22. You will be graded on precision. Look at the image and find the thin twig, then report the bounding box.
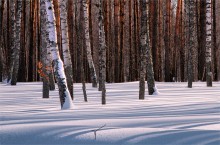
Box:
[93,124,106,140]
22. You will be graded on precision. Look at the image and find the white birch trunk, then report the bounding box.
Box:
[0,0,4,82]
[187,0,196,88]
[10,0,22,85]
[82,0,98,88]
[145,1,156,95]
[58,0,74,99]
[40,0,50,98]
[45,0,73,109]
[206,0,212,87]
[139,0,147,99]
[7,0,16,83]
[98,0,106,104]
[139,0,155,99]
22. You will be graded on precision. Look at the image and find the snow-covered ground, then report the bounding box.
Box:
[0,82,220,145]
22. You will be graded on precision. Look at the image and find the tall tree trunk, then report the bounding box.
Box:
[58,0,74,99]
[11,0,23,85]
[40,0,52,98]
[212,0,218,81]
[164,0,172,82]
[150,0,158,81]
[82,0,97,88]
[158,0,165,82]
[198,1,206,81]
[206,0,212,87]
[45,0,73,109]
[123,0,130,82]
[0,0,5,82]
[98,0,106,104]
[7,0,16,83]
[79,1,88,102]
[145,2,156,95]
[186,0,196,88]
[139,0,156,99]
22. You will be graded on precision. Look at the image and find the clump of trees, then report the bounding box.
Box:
[0,0,219,109]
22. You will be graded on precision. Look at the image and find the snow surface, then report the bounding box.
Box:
[0,82,220,145]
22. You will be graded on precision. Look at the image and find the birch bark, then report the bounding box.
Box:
[82,0,98,87]
[139,0,147,99]
[45,0,73,109]
[10,0,22,85]
[186,0,196,88]
[7,0,16,83]
[0,0,5,82]
[98,0,106,104]
[40,0,50,98]
[206,0,212,87]
[139,0,156,99]
[58,0,74,99]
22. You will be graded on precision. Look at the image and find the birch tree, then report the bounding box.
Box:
[7,0,22,85]
[82,0,98,88]
[0,0,5,82]
[98,0,106,104]
[7,0,16,83]
[58,0,74,99]
[139,0,156,99]
[139,0,147,99]
[186,0,196,88]
[40,0,51,98]
[206,0,212,87]
[11,0,22,85]
[45,0,73,109]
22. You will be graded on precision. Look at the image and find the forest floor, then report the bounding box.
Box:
[0,81,220,145]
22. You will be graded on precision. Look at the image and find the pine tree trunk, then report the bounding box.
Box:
[58,0,74,99]
[123,0,130,82]
[114,0,119,82]
[82,0,97,88]
[150,0,158,81]
[79,2,87,102]
[164,0,171,82]
[206,0,212,87]
[198,1,206,81]
[45,0,73,109]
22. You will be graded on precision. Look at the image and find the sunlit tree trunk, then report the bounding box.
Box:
[45,0,73,109]
[58,0,74,99]
[82,0,97,87]
[206,0,212,87]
